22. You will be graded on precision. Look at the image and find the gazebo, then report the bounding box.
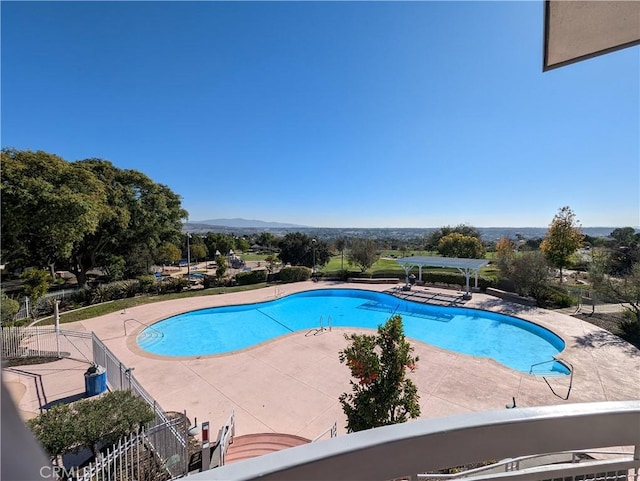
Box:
[394,256,489,298]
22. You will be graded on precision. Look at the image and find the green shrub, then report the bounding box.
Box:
[278,266,311,283]
[37,297,57,317]
[537,285,574,309]
[90,284,116,304]
[236,269,268,286]
[620,309,640,338]
[202,274,217,289]
[118,280,139,298]
[137,275,157,294]
[69,287,92,307]
[344,269,401,280]
[164,277,189,293]
[419,272,495,290]
[0,291,20,325]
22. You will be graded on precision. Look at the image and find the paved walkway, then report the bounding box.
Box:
[3,282,639,440]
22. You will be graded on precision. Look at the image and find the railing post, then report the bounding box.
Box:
[54,301,61,358]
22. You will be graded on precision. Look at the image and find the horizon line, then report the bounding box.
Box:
[185,222,638,230]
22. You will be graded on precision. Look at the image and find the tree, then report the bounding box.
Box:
[278,233,330,268]
[590,251,640,323]
[495,236,515,278]
[235,237,250,253]
[157,242,181,265]
[334,237,348,271]
[437,233,486,258]
[204,233,235,258]
[190,244,207,263]
[1,149,106,276]
[0,290,20,325]
[339,315,420,433]
[265,255,277,274]
[540,206,584,283]
[610,227,639,246]
[257,232,276,248]
[27,403,77,466]
[69,159,187,287]
[21,269,52,318]
[425,224,481,251]
[606,227,640,276]
[215,256,227,282]
[347,238,379,272]
[510,251,549,299]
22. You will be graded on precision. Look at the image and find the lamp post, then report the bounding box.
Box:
[187,233,192,282]
[312,238,317,275]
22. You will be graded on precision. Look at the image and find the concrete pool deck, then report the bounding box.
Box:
[3,281,639,440]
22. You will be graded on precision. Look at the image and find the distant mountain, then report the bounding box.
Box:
[190,218,311,228]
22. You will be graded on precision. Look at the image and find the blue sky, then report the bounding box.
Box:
[2,1,638,228]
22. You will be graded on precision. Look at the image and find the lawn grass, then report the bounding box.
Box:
[37,250,497,326]
[37,284,269,326]
[320,253,497,279]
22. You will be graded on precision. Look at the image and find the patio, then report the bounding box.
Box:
[3,281,639,441]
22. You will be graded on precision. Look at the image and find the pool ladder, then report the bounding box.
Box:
[123,317,164,340]
[305,315,333,337]
[529,358,574,400]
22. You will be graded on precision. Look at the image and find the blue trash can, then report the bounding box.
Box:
[84,364,107,396]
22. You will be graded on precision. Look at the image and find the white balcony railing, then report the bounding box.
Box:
[193,400,640,481]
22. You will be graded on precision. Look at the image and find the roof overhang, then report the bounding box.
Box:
[543,0,640,71]
[394,256,489,271]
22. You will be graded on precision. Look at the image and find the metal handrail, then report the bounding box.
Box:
[418,449,637,479]
[312,421,337,442]
[306,315,332,337]
[529,358,574,400]
[529,358,569,375]
[123,317,163,337]
[219,410,236,466]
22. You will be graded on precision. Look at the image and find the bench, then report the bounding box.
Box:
[486,288,536,306]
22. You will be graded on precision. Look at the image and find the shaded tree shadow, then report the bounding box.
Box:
[42,391,87,409]
[572,330,640,358]
[472,298,538,316]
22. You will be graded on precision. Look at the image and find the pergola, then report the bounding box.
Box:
[394,256,489,296]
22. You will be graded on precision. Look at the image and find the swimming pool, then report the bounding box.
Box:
[137,288,569,375]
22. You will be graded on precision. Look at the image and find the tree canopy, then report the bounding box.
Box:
[494,236,515,278]
[509,251,549,299]
[278,233,331,268]
[605,227,640,276]
[339,315,420,433]
[425,224,481,251]
[437,232,486,258]
[347,238,379,272]
[590,251,640,322]
[1,149,107,273]
[204,232,236,258]
[1,149,188,287]
[27,390,154,463]
[540,206,584,283]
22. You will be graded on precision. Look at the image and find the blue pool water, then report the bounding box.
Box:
[137,289,569,375]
